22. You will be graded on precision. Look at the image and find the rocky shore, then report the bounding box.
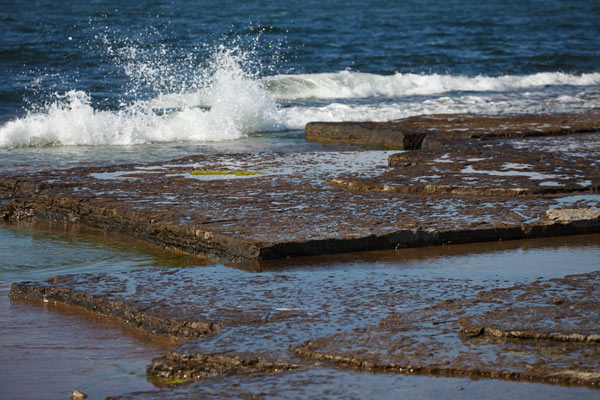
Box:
[2,111,600,397]
[9,257,600,391]
[306,110,600,149]
[1,112,599,263]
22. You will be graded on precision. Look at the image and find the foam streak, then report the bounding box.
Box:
[264,71,600,100]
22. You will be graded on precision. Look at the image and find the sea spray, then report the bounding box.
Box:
[200,45,278,136]
[2,37,600,148]
[0,43,278,148]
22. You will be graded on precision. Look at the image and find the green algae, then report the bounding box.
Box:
[189,170,265,176]
[147,375,192,386]
[163,378,191,385]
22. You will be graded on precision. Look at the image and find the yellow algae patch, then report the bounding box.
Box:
[163,378,192,385]
[190,170,265,176]
[147,376,192,386]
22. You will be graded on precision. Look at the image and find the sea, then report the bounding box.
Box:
[1,1,600,398]
[1,0,599,164]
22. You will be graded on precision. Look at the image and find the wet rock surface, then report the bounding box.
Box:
[148,351,301,383]
[7,238,600,392]
[306,111,600,149]
[297,271,600,388]
[1,122,599,262]
[460,272,600,343]
[9,279,220,338]
[108,368,599,400]
[331,132,600,197]
[10,263,475,348]
[3,112,600,397]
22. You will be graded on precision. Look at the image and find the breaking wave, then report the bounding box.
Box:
[264,70,600,100]
[1,61,599,148]
[0,45,278,148]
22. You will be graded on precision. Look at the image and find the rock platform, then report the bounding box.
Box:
[9,251,600,390]
[4,111,600,396]
[1,111,599,263]
[297,271,600,387]
[306,110,600,149]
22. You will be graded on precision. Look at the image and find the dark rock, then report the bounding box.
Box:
[148,351,300,383]
[306,111,600,149]
[1,116,599,262]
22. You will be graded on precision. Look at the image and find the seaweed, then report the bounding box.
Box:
[189,170,265,176]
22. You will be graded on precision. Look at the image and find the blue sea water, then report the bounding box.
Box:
[0,0,599,160]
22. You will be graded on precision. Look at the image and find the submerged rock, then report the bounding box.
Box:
[297,271,600,387]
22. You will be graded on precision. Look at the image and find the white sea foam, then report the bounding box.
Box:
[264,71,600,100]
[0,47,277,148]
[2,65,600,148]
[269,81,600,130]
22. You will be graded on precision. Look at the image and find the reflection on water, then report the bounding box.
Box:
[243,234,600,283]
[0,222,192,399]
[0,222,598,399]
[0,221,207,282]
[0,283,179,400]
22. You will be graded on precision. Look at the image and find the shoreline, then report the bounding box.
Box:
[2,110,600,398]
[7,239,600,395]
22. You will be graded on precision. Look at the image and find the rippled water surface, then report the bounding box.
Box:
[1,225,598,399]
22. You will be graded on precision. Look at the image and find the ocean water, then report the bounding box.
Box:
[0,0,599,162]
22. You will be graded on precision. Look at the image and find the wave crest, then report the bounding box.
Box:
[264,71,600,100]
[2,67,599,148]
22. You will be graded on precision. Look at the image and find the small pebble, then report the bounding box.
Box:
[70,390,88,399]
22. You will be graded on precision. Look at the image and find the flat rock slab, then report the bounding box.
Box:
[9,264,483,347]
[460,273,600,342]
[9,261,600,388]
[9,263,493,383]
[296,271,600,387]
[1,134,600,261]
[305,111,600,149]
[108,368,600,400]
[331,132,600,197]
